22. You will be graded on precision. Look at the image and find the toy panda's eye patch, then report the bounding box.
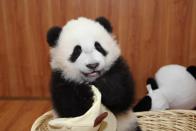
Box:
[69,45,82,62]
[94,41,107,56]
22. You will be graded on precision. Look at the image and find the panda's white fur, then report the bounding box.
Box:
[50,17,120,83]
[116,109,138,131]
[48,17,140,131]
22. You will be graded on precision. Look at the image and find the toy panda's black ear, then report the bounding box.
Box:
[133,96,152,112]
[147,77,159,90]
[187,65,196,79]
[47,26,62,47]
[95,17,112,33]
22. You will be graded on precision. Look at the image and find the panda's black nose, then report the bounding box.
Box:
[86,63,99,70]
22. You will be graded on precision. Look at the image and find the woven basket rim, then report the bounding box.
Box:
[31,109,196,131]
[135,109,196,115]
[135,109,196,131]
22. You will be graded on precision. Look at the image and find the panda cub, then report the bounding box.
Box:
[47,17,141,131]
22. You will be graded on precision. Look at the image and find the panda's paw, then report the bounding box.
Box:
[75,84,94,112]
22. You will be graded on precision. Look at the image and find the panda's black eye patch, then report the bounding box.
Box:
[69,45,82,62]
[94,41,107,56]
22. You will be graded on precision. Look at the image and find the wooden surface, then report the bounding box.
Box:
[0,0,196,99]
[0,99,51,131]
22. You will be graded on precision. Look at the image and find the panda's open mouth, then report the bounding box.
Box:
[82,71,101,77]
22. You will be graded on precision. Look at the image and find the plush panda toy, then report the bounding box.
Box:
[134,65,196,112]
[47,17,141,131]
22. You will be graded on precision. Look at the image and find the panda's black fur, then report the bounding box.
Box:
[47,17,141,131]
[50,70,94,117]
[51,56,135,117]
[92,57,135,114]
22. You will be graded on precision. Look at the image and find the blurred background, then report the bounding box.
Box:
[0,0,196,130]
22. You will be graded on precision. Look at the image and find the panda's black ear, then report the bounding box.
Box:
[47,26,62,47]
[187,65,196,79]
[95,17,112,33]
[146,77,159,90]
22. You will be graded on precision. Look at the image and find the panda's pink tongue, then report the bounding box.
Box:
[87,72,98,77]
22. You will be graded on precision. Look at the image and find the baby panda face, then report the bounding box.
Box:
[47,17,121,83]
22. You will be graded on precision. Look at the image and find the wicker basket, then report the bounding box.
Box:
[31,110,196,131]
[135,110,196,131]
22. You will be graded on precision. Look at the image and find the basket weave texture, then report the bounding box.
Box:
[31,110,196,131]
[31,111,53,131]
[135,110,196,131]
